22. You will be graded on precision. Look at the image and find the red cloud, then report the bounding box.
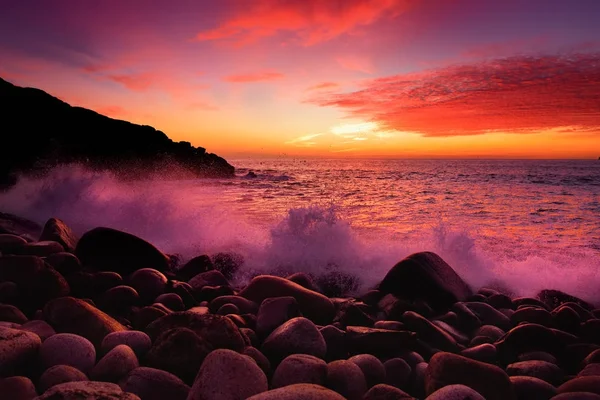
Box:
[223,71,284,83]
[107,73,155,91]
[311,53,600,136]
[307,82,340,91]
[196,0,412,46]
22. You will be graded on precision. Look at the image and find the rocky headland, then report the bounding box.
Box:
[0,77,234,188]
[1,213,600,399]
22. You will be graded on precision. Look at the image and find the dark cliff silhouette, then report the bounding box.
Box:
[0,77,235,187]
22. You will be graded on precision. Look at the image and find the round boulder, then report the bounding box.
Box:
[39,364,89,393]
[129,268,167,304]
[0,376,37,400]
[326,360,368,400]
[101,331,151,358]
[90,344,139,383]
[40,333,96,373]
[426,384,485,399]
[246,383,345,400]
[120,367,190,400]
[37,381,140,400]
[261,317,327,363]
[272,354,328,388]
[0,327,41,376]
[349,354,386,388]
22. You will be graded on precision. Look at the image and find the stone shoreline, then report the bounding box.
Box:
[1,215,600,399]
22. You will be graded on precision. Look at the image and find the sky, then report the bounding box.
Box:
[1,0,599,158]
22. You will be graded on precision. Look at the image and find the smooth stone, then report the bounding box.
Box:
[425,384,485,400]
[552,393,600,399]
[255,296,301,338]
[487,293,514,310]
[132,306,168,331]
[39,218,78,253]
[464,302,512,331]
[262,317,326,362]
[247,383,345,400]
[15,241,64,257]
[320,325,347,361]
[99,285,140,312]
[129,269,168,304]
[0,376,37,400]
[0,234,27,253]
[20,320,56,341]
[188,270,229,294]
[326,360,368,400]
[209,296,258,315]
[363,383,414,399]
[90,344,139,383]
[452,303,482,331]
[145,311,245,352]
[36,381,140,400]
[506,360,564,385]
[475,325,505,341]
[511,307,554,327]
[145,327,212,384]
[120,367,190,400]
[0,303,28,323]
[345,326,416,356]
[518,351,558,364]
[239,275,335,325]
[40,333,96,374]
[243,347,272,377]
[188,349,268,400]
[374,321,405,331]
[154,293,184,311]
[537,290,594,312]
[461,343,497,364]
[45,252,81,277]
[273,354,328,388]
[0,327,42,376]
[403,311,459,352]
[557,376,600,395]
[176,255,213,281]
[349,354,386,388]
[495,323,562,364]
[384,358,412,389]
[101,331,151,358]
[425,352,516,400]
[43,297,126,349]
[38,365,89,393]
[580,365,600,377]
[510,376,557,400]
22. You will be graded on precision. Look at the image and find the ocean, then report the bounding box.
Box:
[1,159,599,301]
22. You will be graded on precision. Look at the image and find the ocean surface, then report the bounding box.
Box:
[1,159,599,301]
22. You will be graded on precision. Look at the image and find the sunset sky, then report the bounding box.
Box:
[1,0,599,158]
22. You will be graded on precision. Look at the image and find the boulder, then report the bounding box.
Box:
[239,275,335,325]
[384,358,412,389]
[320,325,347,361]
[20,320,56,341]
[188,270,230,294]
[464,302,512,331]
[14,241,64,257]
[261,317,326,363]
[402,311,459,352]
[177,255,213,282]
[0,376,37,400]
[511,307,554,327]
[537,290,594,311]
[509,376,557,400]
[506,360,564,385]
[36,381,140,400]
[0,234,27,254]
[101,331,152,358]
[557,376,600,395]
[98,285,140,313]
[154,293,184,311]
[209,296,259,315]
[346,326,416,356]
[378,252,472,311]
[128,268,168,304]
[460,343,497,364]
[75,227,169,275]
[495,323,562,364]
[287,273,319,292]
[425,352,516,400]
[39,218,78,253]
[145,311,245,352]
[246,383,345,400]
[552,393,600,400]
[326,360,368,400]
[0,327,41,376]
[132,306,168,331]
[120,367,190,400]
[45,252,82,277]
[243,346,272,377]
[0,303,28,323]
[425,384,485,399]
[348,354,386,388]
[363,384,414,399]
[43,297,126,349]
[90,344,139,383]
[273,354,328,388]
[188,349,268,400]
[39,365,89,393]
[40,333,96,374]
[256,296,302,338]
[145,328,212,384]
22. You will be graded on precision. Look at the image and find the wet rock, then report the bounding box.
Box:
[537,290,594,311]
[90,344,139,383]
[495,323,562,364]
[169,281,197,308]
[326,360,368,400]
[39,218,78,253]
[552,305,582,334]
[43,297,126,349]
[93,271,124,294]
[452,303,482,332]
[154,293,184,311]
[562,302,595,322]
[518,351,558,364]
[177,255,213,281]
[188,270,230,295]
[412,362,428,399]
[146,327,212,384]
[256,296,301,338]
[374,321,405,331]
[0,376,37,400]
[210,295,259,315]
[272,354,328,388]
[188,349,268,400]
[513,297,550,310]
[99,285,140,313]
[464,302,512,331]
[217,303,240,316]
[20,320,56,341]
[45,252,81,276]
[15,241,64,257]
[348,354,386,388]
[37,381,140,400]
[0,327,41,376]
[403,311,459,352]
[40,333,96,374]
[384,358,412,389]
[425,352,516,400]
[262,317,326,363]
[240,276,335,325]
[425,384,485,399]
[584,350,600,366]
[132,305,168,331]
[38,365,89,393]
[486,293,514,310]
[319,325,347,361]
[378,252,472,311]
[101,331,151,358]
[128,268,167,304]
[286,272,319,292]
[243,347,271,377]
[247,383,345,400]
[346,326,416,356]
[337,303,375,328]
[475,325,505,341]
[506,360,564,385]
[557,376,600,395]
[432,320,468,344]
[75,227,169,275]
[363,383,414,399]
[145,311,245,352]
[198,284,234,301]
[0,303,27,323]
[120,367,190,400]
[461,343,497,364]
[0,233,27,253]
[511,307,554,327]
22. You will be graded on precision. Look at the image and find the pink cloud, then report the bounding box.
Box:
[196,0,413,46]
[306,82,340,91]
[223,71,284,83]
[311,53,600,136]
[107,73,156,91]
[336,55,374,74]
[94,105,127,118]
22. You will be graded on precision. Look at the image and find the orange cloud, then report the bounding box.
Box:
[306,82,340,91]
[223,71,284,83]
[94,105,127,118]
[312,53,600,136]
[336,55,374,74]
[196,0,412,46]
[107,73,156,91]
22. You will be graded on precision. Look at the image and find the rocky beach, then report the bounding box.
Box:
[1,214,600,399]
